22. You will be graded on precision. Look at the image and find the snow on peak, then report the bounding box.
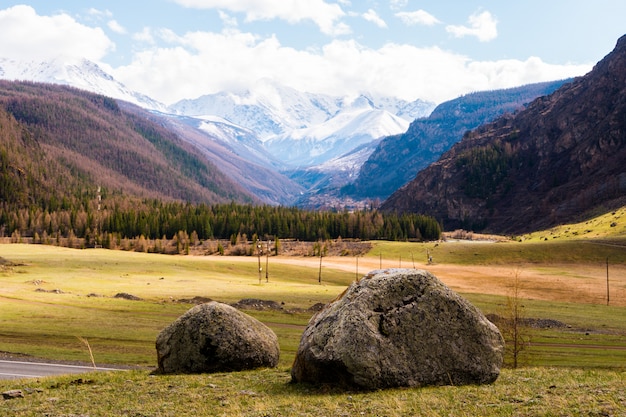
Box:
[0,56,167,111]
[264,108,410,167]
[170,81,434,168]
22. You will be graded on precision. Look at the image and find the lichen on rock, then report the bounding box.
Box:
[291,268,504,390]
[156,301,279,374]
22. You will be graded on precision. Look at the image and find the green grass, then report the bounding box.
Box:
[1,367,624,416]
[369,238,626,266]
[521,206,626,241]
[1,243,625,368]
[0,244,352,366]
[1,241,625,416]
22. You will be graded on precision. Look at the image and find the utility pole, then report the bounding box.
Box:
[257,239,262,284]
[95,186,102,248]
[318,251,323,284]
[606,257,610,306]
[265,239,271,283]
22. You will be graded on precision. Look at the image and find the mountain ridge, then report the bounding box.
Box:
[0,80,256,207]
[169,79,435,168]
[381,34,626,234]
[344,79,572,201]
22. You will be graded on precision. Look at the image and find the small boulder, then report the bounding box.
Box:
[2,389,24,399]
[156,301,279,374]
[291,268,504,390]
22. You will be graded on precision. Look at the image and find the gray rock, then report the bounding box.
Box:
[2,389,24,399]
[291,268,504,390]
[156,301,279,374]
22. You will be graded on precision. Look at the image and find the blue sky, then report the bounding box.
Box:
[0,1,624,105]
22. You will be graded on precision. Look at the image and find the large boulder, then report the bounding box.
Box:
[156,301,279,374]
[291,268,504,390]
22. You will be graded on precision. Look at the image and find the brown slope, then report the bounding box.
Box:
[0,81,256,206]
[382,35,626,234]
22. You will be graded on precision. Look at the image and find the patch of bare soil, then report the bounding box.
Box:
[177,296,213,304]
[231,298,284,311]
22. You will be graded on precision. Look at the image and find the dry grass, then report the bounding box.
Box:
[1,236,625,416]
[1,367,624,416]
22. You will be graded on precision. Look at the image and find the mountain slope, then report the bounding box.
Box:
[381,35,626,234]
[0,57,166,111]
[265,108,409,167]
[170,80,434,168]
[0,81,256,206]
[345,79,571,201]
[144,111,305,205]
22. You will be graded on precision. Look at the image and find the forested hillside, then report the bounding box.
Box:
[0,81,254,206]
[0,81,441,246]
[344,80,570,200]
[382,35,626,234]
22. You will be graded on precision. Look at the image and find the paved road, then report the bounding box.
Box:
[0,360,122,380]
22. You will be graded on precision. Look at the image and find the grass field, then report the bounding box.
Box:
[0,234,625,416]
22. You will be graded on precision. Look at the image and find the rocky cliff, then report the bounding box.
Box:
[382,35,626,234]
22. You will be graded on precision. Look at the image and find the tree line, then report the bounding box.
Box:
[1,197,441,248]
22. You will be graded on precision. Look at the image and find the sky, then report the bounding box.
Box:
[0,1,624,105]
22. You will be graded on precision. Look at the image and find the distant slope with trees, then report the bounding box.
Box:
[0,80,255,206]
[343,80,571,201]
[382,35,626,234]
[0,80,441,246]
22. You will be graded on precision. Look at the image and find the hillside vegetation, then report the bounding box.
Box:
[0,81,444,247]
[0,80,254,207]
[382,35,626,234]
[345,79,569,201]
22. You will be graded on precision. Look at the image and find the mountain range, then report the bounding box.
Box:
[0,57,434,204]
[342,79,571,202]
[168,80,434,172]
[381,34,626,234]
[2,34,625,235]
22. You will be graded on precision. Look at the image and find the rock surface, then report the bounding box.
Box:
[156,302,279,374]
[291,268,504,390]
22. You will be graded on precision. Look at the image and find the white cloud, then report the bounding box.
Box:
[363,9,387,29]
[389,0,408,10]
[395,9,441,26]
[0,5,591,107]
[0,5,114,61]
[107,20,127,34]
[446,10,498,42]
[133,27,155,44]
[87,8,113,19]
[112,28,590,105]
[218,11,238,28]
[171,0,346,35]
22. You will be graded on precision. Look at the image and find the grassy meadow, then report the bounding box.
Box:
[0,221,625,416]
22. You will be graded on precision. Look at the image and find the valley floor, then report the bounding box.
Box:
[222,255,626,307]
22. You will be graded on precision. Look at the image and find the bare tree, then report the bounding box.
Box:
[500,268,531,368]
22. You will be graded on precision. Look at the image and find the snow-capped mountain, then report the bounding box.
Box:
[265,107,409,166]
[170,79,434,168]
[187,114,286,171]
[171,79,342,138]
[0,57,167,111]
[0,55,436,205]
